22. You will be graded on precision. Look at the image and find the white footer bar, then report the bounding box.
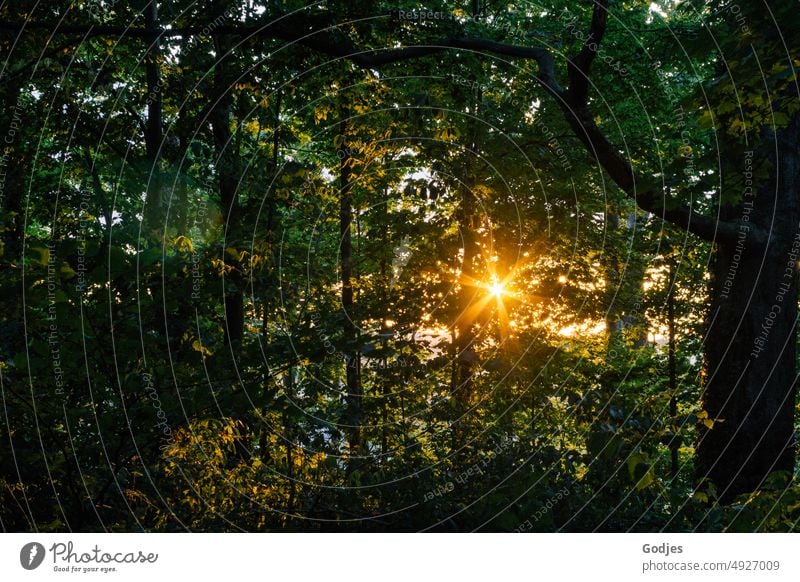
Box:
[2,533,797,581]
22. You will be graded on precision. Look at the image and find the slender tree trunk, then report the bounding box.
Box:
[284,368,297,519]
[453,180,479,407]
[667,258,679,481]
[339,115,362,455]
[450,6,487,416]
[83,149,113,250]
[265,91,282,238]
[211,34,244,346]
[174,104,192,235]
[261,90,282,341]
[604,208,622,341]
[379,194,390,457]
[143,1,163,230]
[451,87,483,410]
[697,114,800,502]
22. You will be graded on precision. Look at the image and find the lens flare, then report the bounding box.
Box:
[488,281,506,297]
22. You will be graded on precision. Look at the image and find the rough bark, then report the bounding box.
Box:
[698,113,800,501]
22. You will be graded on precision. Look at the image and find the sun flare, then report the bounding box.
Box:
[488,281,506,297]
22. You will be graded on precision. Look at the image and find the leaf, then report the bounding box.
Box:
[627,451,648,480]
[628,453,654,490]
[192,340,212,356]
[771,112,790,128]
[173,235,194,253]
[635,465,654,491]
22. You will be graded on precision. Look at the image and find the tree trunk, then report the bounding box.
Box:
[451,86,483,411]
[339,116,362,455]
[143,1,163,230]
[173,105,192,235]
[284,368,297,519]
[697,115,800,502]
[452,180,479,407]
[667,258,679,481]
[211,34,244,346]
[0,75,24,258]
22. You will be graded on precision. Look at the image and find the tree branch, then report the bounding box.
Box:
[565,0,609,108]
[0,16,562,91]
[554,0,750,245]
[1,8,749,244]
[334,38,561,93]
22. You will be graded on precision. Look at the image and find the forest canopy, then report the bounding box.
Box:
[1,0,799,532]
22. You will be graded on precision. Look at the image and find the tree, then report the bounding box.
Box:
[286,0,798,501]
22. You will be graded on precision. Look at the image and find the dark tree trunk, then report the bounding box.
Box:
[339,117,362,455]
[379,193,391,457]
[211,34,244,346]
[452,180,479,407]
[451,88,483,411]
[173,105,192,235]
[143,1,163,230]
[261,90,282,338]
[697,114,800,502]
[0,75,24,258]
[284,368,297,518]
[667,258,679,481]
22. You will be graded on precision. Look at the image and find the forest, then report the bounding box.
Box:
[1,0,799,532]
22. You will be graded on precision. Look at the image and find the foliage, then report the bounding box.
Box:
[1,0,798,532]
